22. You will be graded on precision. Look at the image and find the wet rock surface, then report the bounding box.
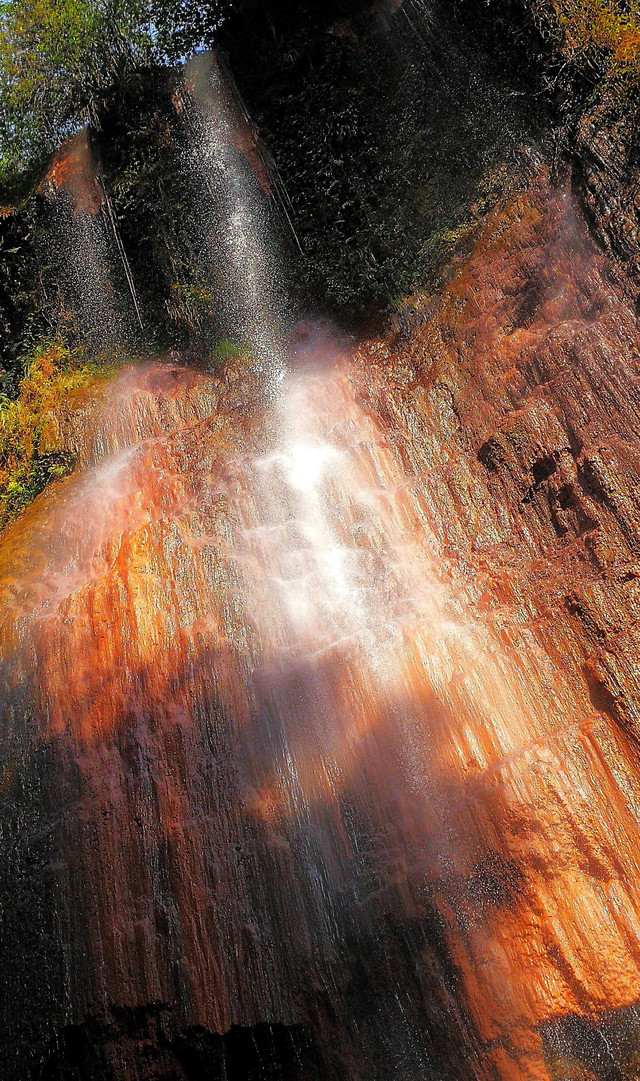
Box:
[4,170,640,1081]
[358,167,640,1077]
[574,81,640,287]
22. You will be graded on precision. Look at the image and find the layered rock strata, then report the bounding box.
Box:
[4,170,640,1081]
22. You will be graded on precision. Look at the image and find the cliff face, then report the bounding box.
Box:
[356,167,640,1078]
[4,168,640,1081]
[575,84,640,286]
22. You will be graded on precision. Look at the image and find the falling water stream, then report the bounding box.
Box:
[179,52,290,389]
[44,130,141,348]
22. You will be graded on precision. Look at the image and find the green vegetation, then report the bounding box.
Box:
[0,0,230,189]
[0,336,115,527]
[210,338,247,365]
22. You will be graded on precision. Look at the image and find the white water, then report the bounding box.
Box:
[181,51,290,394]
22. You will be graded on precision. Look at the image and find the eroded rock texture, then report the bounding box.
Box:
[4,169,640,1081]
[575,85,640,284]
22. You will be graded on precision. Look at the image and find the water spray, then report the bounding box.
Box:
[176,51,294,394]
[42,129,142,348]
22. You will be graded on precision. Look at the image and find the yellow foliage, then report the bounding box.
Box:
[536,0,640,76]
[0,339,114,528]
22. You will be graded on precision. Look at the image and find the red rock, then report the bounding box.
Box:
[5,168,640,1079]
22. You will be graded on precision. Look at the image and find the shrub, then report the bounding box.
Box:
[0,337,115,527]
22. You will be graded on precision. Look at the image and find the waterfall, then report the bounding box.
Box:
[177,51,292,391]
[43,129,141,349]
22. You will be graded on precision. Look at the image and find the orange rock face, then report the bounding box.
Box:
[4,172,640,1080]
[43,130,104,216]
